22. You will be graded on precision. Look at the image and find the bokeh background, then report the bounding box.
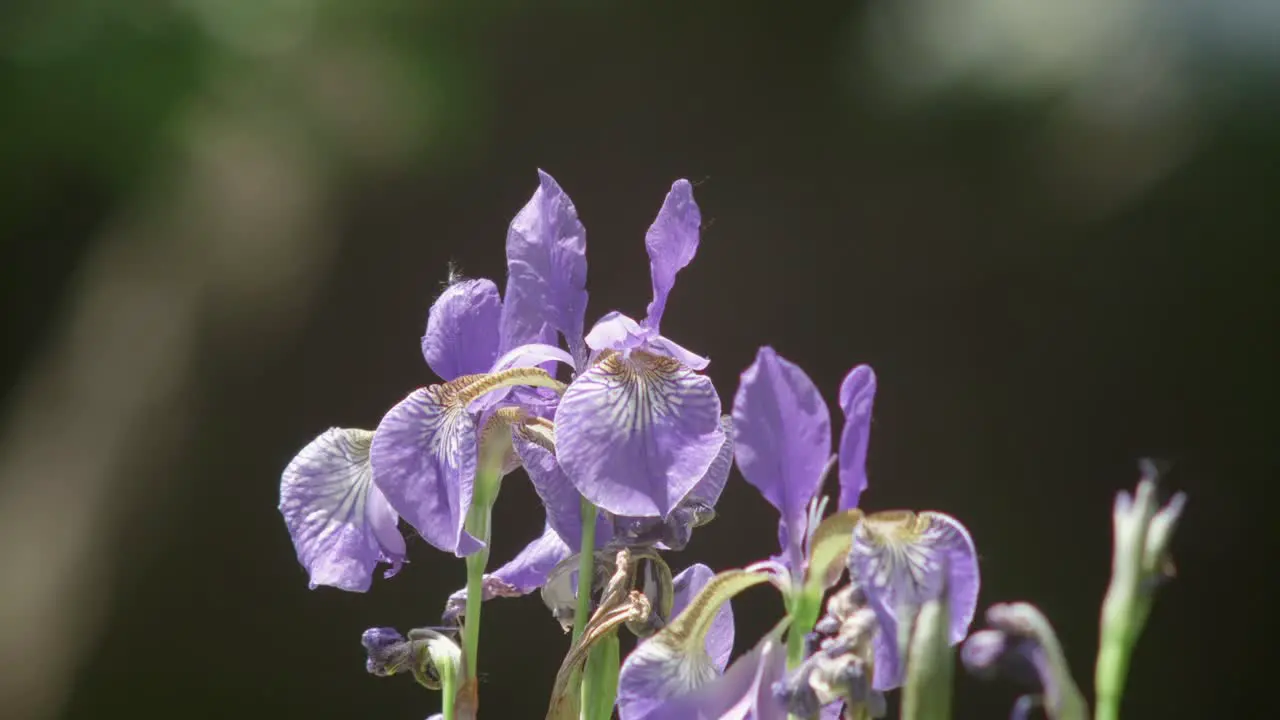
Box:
[2,2,1277,719]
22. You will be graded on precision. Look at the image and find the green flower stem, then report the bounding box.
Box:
[786,589,820,668]
[580,630,620,720]
[571,497,598,643]
[1094,596,1140,720]
[439,652,458,720]
[462,466,501,683]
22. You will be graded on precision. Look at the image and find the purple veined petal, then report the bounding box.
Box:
[584,311,650,353]
[837,365,877,511]
[441,521,571,623]
[645,333,710,371]
[279,428,406,592]
[643,179,702,333]
[732,347,833,578]
[671,564,735,671]
[847,510,980,690]
[422,278,503,381]
[557,350,725,518]
[511,431,613,551]
[630,635,789,720]
[370,386,484,557]
[501,169,589,367]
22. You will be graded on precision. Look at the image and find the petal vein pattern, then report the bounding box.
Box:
[556,351,724,518]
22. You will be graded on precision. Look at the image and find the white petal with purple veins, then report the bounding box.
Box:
[279,428,405,592]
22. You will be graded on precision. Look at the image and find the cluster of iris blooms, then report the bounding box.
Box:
[279,173,1184,720]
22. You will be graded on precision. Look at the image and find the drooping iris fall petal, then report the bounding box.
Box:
[370,384,483,557]
[847,510,980,690]
[556,350,724,518]
[442,522,573,623]
[279,428,405,591]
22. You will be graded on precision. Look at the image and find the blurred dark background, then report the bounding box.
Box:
[2,2,1276,719]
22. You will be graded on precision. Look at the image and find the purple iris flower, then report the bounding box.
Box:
[279,170,585,590]
[731,347,870,584]
[733,347,979,690]
[555,180,726,520]
[616,563,736,720]
[371,169,587,558]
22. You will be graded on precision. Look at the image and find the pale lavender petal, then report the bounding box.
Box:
[820,703,844,719]
[848,511,981,690]
[441,522,571,622]
[584,311,649,353]
[626,637,788,720]
[732,347,833,576]
[489,342,576,373]
[470,343,576,414]
[512,433,613,551]
[279,428,406,591]
[370,387,483,557]
[557,351,724,518]
[643,179,702,332]
[837,365,877,511]
[501,169,589,365]
[646,333,710,371]
[671,564,735,671]
[421,278,502,381]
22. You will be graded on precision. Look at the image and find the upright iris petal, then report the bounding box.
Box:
[501,169,590,366]
[731,346,833,578]
[837,365,877,511]
[421,278,503,381]
[847,510,980,690]
[556,350,724,518]
[643,179,702,332]
[279,428,406,591]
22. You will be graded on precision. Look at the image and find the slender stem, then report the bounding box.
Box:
[1094,602,1136,720]
[572,498,598,643]
[462,468,500,683]
[786,589,819,668]
[439,653,457,720]
[463,544,490,681]
[580,630,620,720]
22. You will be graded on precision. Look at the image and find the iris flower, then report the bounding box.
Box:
[617,347,981,718]
[555,180,726,520]
[279,170,585,590]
